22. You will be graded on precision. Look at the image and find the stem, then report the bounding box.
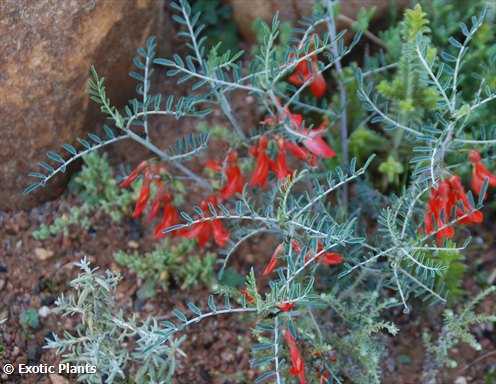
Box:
[326,0,349,213]
[126,128,212,191]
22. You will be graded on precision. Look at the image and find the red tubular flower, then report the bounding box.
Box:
[469,150,496,197]
[283,110,335,159]
[205,159,222,172]
[272,139,293,180]
[154,202,180,239]
[147,185,168,222]
[132,171,152,218]
[287,55,327,99]
[262,243,284,276]
[183,221,212,247]
[283,330,306,384]
[220,151,245,200]
[212,219,230,247]
[314,242,344,266]
[300,119,336,159]
[250,136,272,188]
[423,180,455,241]
[319,252,344,266]
[448,175,483,224]
[181,196,230,247]
[120,161,148,188]
[423,175,484,242]
[284,140,309,161]
[277,302,295,312]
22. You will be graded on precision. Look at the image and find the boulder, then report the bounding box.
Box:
[227,0,409,43]
[0,0,167,210]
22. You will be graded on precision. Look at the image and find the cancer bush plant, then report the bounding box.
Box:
[27,0,496,383]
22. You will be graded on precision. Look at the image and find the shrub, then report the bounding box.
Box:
[28,0,496,382]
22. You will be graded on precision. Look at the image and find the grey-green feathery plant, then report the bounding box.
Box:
[27,0,496,383]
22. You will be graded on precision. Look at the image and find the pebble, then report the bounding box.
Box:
[38,306,51,318]
[127,240,139,249]
[0,278,5,290]
[34,247,55,261]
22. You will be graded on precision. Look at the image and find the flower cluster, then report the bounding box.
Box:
[287,53,327,99]
[422,150,496,242]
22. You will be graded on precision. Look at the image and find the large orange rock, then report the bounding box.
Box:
[228,0,409,43]
[0,0,167,210]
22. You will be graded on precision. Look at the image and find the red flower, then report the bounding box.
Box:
[205,159,222,172]
[250,136,272,188]
[240,287,255,304]
[447,176,483,225]
[283,110,335,159]
[287,54,327,99]
[319,252,344,266]
[132,171,152,218]
[181,196,230,247]
[315,242,343,265]
[262,243,283,276]
[469,150,496,197]
[220,151,245,200]
[272,139,293,180]
[283,329,307,384]
[284,140,309,161]
[154,201,181,239]
[120,161,148,188]
[183,221,212,247]
[423,175,483,242]
[277,302,295,312]
[147,184,168,222]
[212,219,230,247]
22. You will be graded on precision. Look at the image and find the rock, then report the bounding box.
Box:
[0,0,168,210]
[49,373,69,384]
[455,377,467,384]
[227,0,409,43]
[38,306,51,318]
[0,279,5,291]
[34,247,54,261]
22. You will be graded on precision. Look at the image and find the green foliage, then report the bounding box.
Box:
[378,4,439,122]
[191,0,240,52]
[33,152,137,240]
[20,308,40,330]
[422,287,496,382]
[33,204,92,240]
[46,259,182,383]
[114,239,216,295]
[71,152,136,221]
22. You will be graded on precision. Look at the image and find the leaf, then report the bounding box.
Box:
[187,302,202,316]
[24,183,41,194]
[62,144,77,155]
[172,309,188,323]
[254,371,275,383]
[47,151,65,164]
[208,295,216,313]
